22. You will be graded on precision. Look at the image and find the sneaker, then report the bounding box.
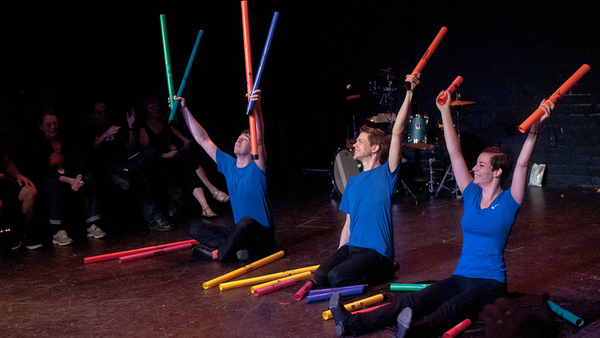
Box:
[87,224,107,239]
[53,230,74,246]
[148,217,174,232]
[395,307,412,338]
[24,237,43,250]
[10,240,22,250]
[110,169,130,190]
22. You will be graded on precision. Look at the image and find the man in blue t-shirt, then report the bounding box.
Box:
[314,74,420,287]
[176,91,275,262]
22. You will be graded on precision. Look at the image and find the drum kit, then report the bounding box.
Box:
[331,67,475,201]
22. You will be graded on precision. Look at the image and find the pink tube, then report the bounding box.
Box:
[443,318,471,338]
[118,243,192,263]
[254,278,296,297]
[293,281,313,301]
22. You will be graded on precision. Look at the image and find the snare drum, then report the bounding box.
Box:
[407,114,434,150]
[331,148,362,196]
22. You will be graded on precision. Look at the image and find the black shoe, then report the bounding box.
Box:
[23,237,43,250]
[148,217,174,232]
[191,245,214,260]
[395,307,412,338]
[329,292,354,336]
[236,249,249,262]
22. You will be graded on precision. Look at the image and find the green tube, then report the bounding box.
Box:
[390,283,431,292]
[547,300,584,327]
[159,14,176,106]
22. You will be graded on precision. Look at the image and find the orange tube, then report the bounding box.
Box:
[437,76,463,105]
[241,0,259,158]
[412,27,448,75]
[518,64,590,133]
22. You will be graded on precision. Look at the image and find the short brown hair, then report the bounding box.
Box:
[483,146,513,181]
[359,125,390,164]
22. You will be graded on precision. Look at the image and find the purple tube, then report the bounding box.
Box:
[305,287,364,304]
[246,11,279,115]
[308,284,367,296]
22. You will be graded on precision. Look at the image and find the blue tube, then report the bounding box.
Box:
[547,300,584,327]
[169,29,204,122]
[246,12,279,115]
[305,286,364,304]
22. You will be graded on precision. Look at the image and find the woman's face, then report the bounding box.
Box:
[472,152,497,185]
[40,114,59,140]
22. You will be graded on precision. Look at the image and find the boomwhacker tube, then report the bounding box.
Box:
[245,11,279,116]
[404,27,448,89]
[159,15,176,110]
[308,284,367,296]
[305,287,364,304]
[250,271,312,294]
[219,264,319,291]
[202,250,285,289]
[390,283,431,292]
[547,300,584,327]
[518,64,590,133]
[84,239,199,264]
[443,318,471,338]
[118,243,193,263]
[169,29,204,122]
[254,278,296,297]
[240,0,259,159]
[437,76,464,105]
[322,294,385,320]
[293,281,313,301]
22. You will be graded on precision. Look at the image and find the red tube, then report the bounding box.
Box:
[84,239,199,264]
[241,0,259,158]
[412,27,448,75]
[118,243,193,263]
[437,76,463,105]
[518,64,590,133]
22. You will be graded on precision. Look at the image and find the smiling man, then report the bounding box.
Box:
[314,74,420,288]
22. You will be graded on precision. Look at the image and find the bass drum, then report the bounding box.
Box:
[331,148,362,196]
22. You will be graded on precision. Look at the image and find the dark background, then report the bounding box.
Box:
[1,0,599,187]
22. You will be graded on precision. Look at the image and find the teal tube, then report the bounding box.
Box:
[390,283,431,292]
[169,29,204,122]
[547,300,584,327]
[160,14,176,111]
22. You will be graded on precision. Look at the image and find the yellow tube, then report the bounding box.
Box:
[202,251,285,289]
[250,271,313,294]
[219,265,319,291]
[322,294,385,320]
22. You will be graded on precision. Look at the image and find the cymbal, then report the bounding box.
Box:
[450,100,475,106]
[377,67,398,80]
[367,113,395,123]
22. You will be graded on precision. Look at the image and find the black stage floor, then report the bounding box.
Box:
[1,169,600,338]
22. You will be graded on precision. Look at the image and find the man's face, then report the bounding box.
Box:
[234,133,251,156]
[40,114,59,140]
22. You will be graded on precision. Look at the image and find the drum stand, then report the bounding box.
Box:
[397,178,419,205]
[435,165,460,198]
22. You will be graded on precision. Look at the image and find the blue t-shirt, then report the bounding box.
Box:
[340,162,399,260]
[454,181,521,283]
[216,149,272,228]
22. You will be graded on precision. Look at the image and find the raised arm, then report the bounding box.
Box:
[176,97,218,162]
[389,74,419,173]
[511,100,553,204]
[436,91,472,192]
[250,90,267,172]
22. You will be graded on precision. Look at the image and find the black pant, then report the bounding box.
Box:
[354,275,507,337]
[189,216,275,262]
[314,245,394,288]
